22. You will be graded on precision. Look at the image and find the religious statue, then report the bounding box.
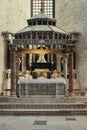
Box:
[51,70,59,79]
[19,70,33,79]
[24,70,33,79]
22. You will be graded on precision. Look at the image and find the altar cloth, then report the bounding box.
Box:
[18,78,66,85]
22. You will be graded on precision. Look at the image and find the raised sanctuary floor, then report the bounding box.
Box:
[0,96,87,116]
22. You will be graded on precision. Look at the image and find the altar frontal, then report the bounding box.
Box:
[17,78,66,97]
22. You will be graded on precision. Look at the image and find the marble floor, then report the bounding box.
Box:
[0,116,87,130]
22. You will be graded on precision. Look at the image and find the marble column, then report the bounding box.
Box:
[51,45,53,62]
[32,45,36,63]
[15,55,20,97]
[56,54,61,72]
[69,53,73,95]
[22,54,26,72]
[29,32,33,67]
[63,55,68,81]
[10,52,16,96]
[29,45,32,70]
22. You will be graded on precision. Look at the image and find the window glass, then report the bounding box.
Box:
[31,0,55,17]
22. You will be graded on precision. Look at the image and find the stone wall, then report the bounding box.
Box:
[0,0,30,93]
[55,0,87,90]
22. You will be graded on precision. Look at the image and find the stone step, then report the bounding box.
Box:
[0,103,86,109]
[0,109,87,116]
[0,96,87,115]
[1,96,87,103]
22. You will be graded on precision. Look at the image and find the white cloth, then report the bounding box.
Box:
[18,78,66,85]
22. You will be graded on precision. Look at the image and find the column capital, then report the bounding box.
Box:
[9,44,18,54]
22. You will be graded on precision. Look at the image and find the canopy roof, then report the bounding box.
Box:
[15,11,67,35]
[16,25,66,34]
[27,12,56,21]
[9,12,77,53]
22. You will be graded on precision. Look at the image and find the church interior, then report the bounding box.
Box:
[0,0,87,117]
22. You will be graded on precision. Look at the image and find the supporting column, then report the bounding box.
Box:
[29,45,32,71]
[47,32,50,62]
[22,54,26,72]
[63,55,68,81]
[32,45,36,63]
[15,55,21,97]
[10,52,16,96]
[51,45,53,62]
[29,32,33,70]
[56,54,61,72]
[69,53,73,95]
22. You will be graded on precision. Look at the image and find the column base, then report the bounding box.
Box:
[68,92,75,96]
[10,90,16,97]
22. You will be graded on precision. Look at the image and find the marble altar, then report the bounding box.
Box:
[17,78,66,97]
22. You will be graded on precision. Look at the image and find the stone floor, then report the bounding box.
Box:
[0,116,87,130]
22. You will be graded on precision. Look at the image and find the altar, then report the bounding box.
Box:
[17,78,66,97]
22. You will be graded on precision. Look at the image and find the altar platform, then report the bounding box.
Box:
[0,96,87,116]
